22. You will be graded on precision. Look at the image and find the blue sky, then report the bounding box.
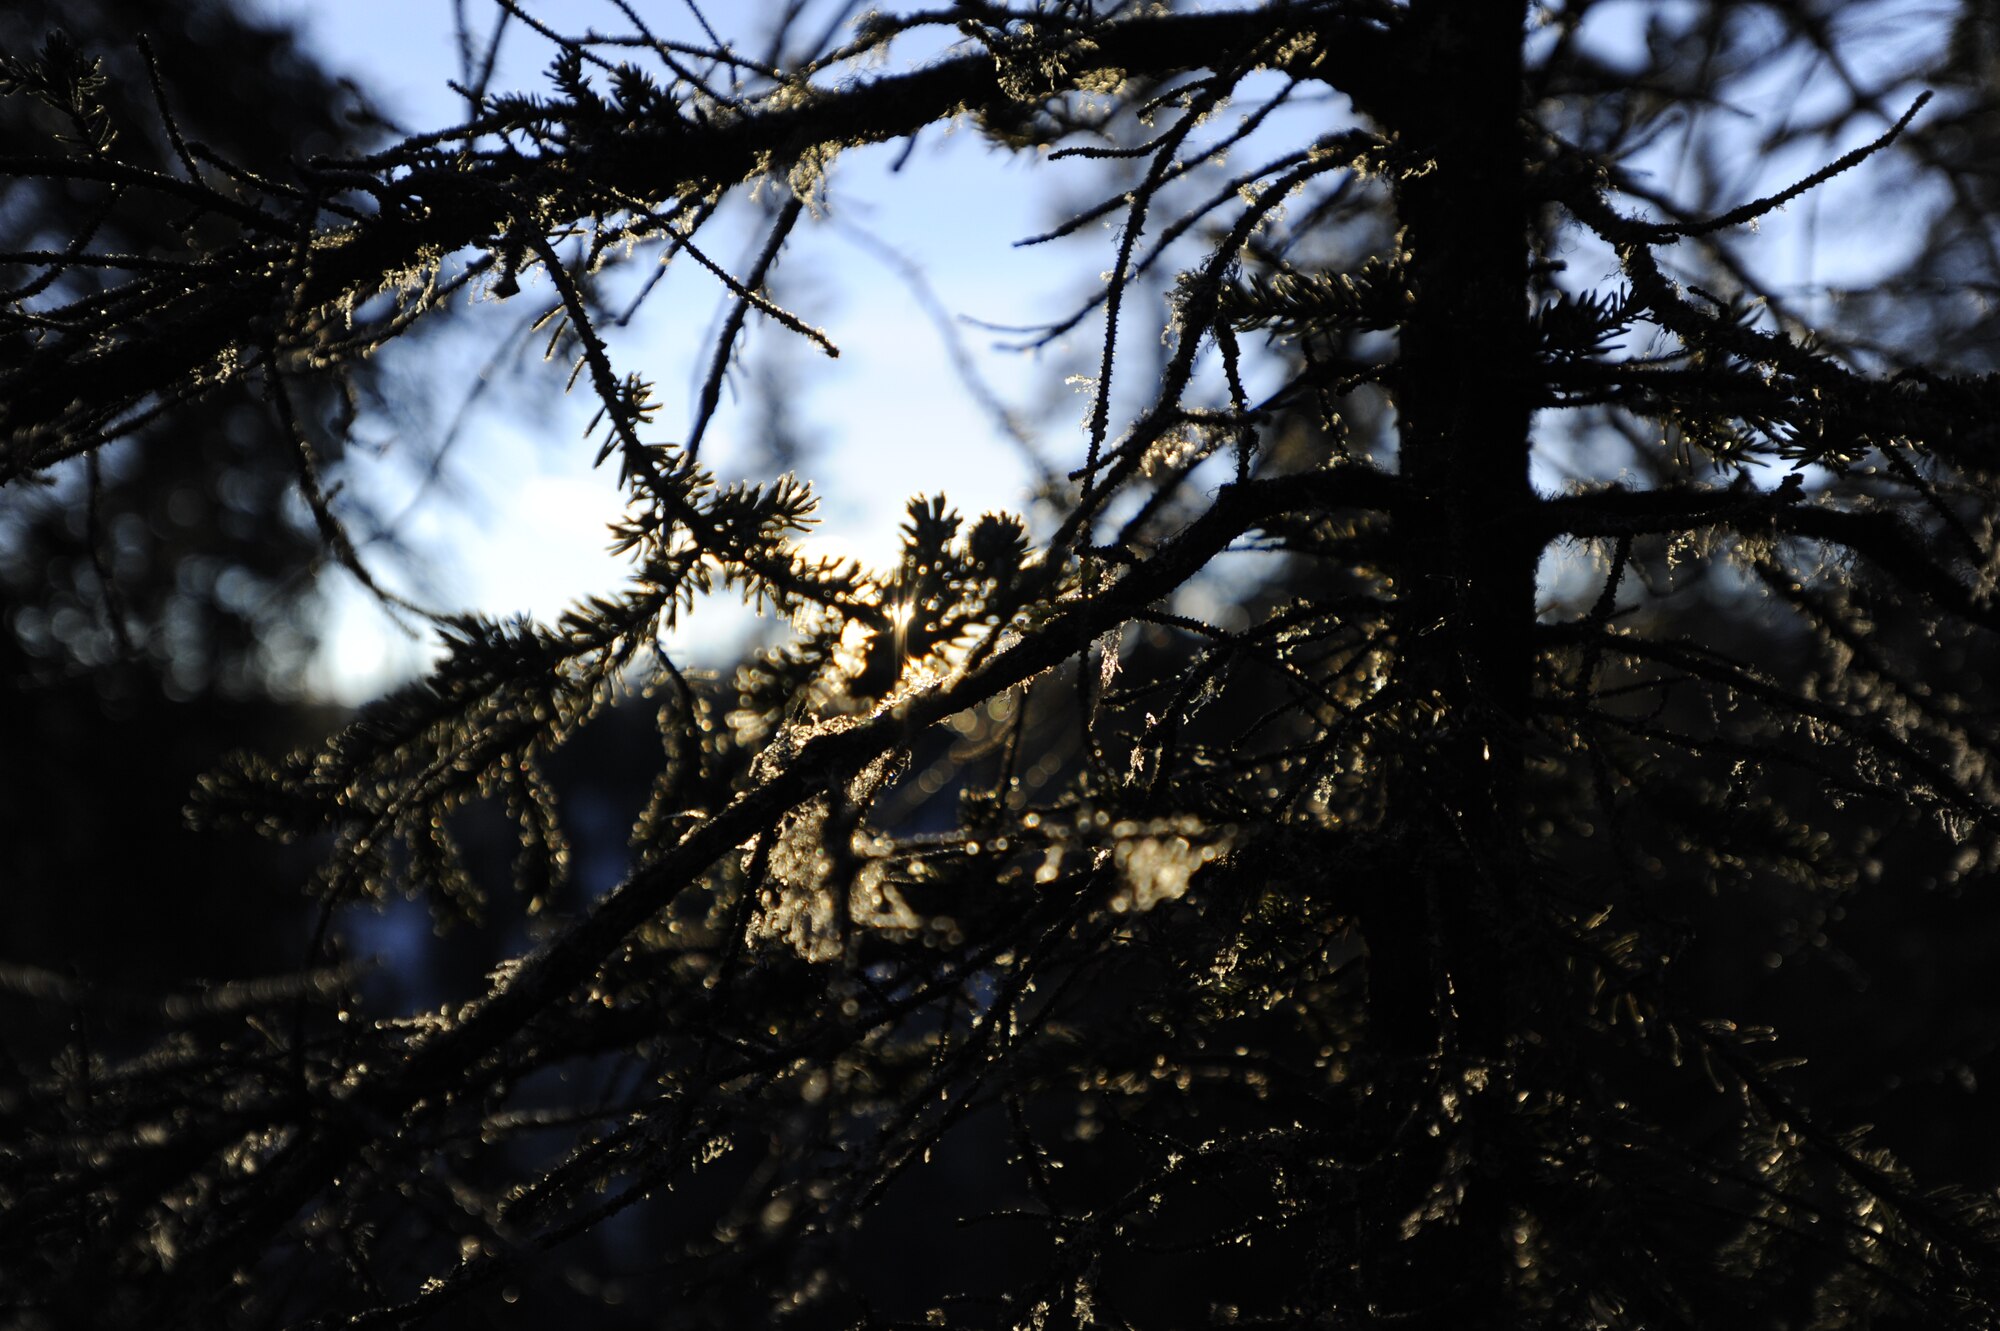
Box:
[251,0,1110,700]
[242,0,1951,702]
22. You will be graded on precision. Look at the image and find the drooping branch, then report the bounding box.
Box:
[378,463,1404,1103]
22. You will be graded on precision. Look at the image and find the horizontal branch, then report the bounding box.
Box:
[0,152,299,235]
[1775,504,2000,636]
[1539,482,2000,634]
[1536,476,1805,539]
[0,7,1396,457]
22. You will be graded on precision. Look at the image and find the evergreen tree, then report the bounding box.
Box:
[8,2,2000,1326]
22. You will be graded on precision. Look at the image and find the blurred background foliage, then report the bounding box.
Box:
[0,0,378,1034]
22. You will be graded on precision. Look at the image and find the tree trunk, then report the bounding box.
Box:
[1366,1,1534,1321]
